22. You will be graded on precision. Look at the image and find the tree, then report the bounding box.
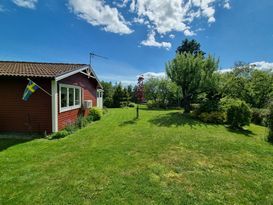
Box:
[112,83,124,108]
[176,39,205,56]
[166,53,218,113]
[250,70,273,108]
[144,77,181,108]
[101,81,114,107]
[136,75,145,103]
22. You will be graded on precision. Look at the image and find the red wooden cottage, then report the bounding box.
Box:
[0,61,103,134]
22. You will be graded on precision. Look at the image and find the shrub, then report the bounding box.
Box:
[199,99,222,113]
[251,108,269,126]
[75,115,89,129]
[104,97,113,108]
[147,100,158,109]
[89,107,103,121]
[49,130,70,140]
[190,104,200,112]
[128,102,136,108]
[198,111,226,124]
[225,99,251,129]
[267,104,273,143]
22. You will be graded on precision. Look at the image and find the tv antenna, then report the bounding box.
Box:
[89,52,108,66]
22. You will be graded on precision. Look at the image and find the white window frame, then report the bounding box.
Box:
[59,84,82,113]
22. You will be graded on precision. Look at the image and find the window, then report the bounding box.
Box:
[59,84,81,112]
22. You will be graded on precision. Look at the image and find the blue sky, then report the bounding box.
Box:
[0,0,273,84]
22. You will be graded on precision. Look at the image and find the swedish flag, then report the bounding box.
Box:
[22,80,39,101]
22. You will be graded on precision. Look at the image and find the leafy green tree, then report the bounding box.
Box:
[166,53,218,113]
[112,83,124,108]
[100,81,114,107]
[176,39,205,56]
[250,70,273,108]
[144,77,181,108]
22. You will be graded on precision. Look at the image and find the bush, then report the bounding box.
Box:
[147,100,158,109]
[251,108,269,126]
[128,102,136,108]
[75,115,89,129]
[198,111,226,124]
[89,107,103,121]
[49,130,70,140]
[225,99,251,129]
[199,99,222,113]
[191,104,200,112]
[104,97,113,108]
[267,104,273,143]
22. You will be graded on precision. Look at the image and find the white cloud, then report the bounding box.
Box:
[223,0,231,9]
[184,29,196,36]
[68,0,230,49]
[140,31,171,50]
[68,0,133,35]
[169,34,175,39]
[220,61,273,73]
[250,61,273,71]
[12,0,37,9]
[142,72,166,79]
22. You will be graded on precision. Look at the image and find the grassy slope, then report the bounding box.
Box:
[0,108,273,204]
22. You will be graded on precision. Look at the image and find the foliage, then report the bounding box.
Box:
[251,108,269,126]
[75,115,90,129]
[176,39,205,56]
[128,102,136,107]
[146,100,158,109]
[89,107,103,121]
[144,77,182,108]
[267,103,273,143]
[112,83,124,108]
[224,99,251,129]
[136,75,145,103]
[166,52,218,113]
[198,111,226,124]
[220,64,273,108]
[48,130,70,140]
[101,81,114,107]
[250,70,273,108]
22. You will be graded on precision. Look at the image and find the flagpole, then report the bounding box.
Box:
[27,78,52,97]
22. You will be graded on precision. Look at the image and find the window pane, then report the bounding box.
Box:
[61,87,67,108]
[75,88,80,105]
[69,88,74,106]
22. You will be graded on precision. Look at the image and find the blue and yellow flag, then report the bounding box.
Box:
[22,80,39,101]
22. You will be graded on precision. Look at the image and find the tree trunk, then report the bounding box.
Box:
[183,96,191,113]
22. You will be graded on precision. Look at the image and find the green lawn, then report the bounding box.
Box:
[1,108,273,204]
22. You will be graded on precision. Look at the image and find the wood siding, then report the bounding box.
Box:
[58,73,98,130]
[0,77,52,133]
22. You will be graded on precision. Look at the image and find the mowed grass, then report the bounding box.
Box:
[1,108,273,204]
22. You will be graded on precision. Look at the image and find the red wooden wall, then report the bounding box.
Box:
[58,73,98,130]
[0,77,52,133]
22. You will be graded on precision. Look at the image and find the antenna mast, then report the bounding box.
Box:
[89,52,108,66]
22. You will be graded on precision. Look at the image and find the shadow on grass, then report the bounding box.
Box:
[119,118,138,127]
[0,139,32,152]
[149,112,203,128]
[226,127,255,137]
[0,132,42,152]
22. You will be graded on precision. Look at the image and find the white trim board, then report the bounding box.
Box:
[51,80,58,133]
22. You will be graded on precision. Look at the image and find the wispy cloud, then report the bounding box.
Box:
[12,0,38,9]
